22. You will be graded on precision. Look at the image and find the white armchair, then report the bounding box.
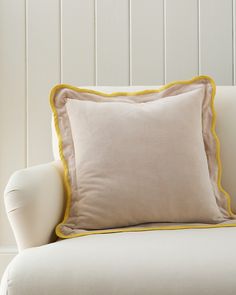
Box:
[1,86,236,295]
[4,161,64,251]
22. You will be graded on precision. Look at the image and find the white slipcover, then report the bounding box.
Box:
[1,229,236,295]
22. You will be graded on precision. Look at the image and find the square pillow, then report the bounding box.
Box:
[50,76,236,239]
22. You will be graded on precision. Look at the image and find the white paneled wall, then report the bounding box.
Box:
[0,0,26,276]
[62,0,95,85]
[0,0,236,276]
[97,0,130,85]
[131,0,164,84]
[200,0,233,85]
[165,0,199,82]
[27,0,61,166]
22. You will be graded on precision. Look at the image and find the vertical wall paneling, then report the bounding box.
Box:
[27,0,60,166]
[0,0,26,246]
[165,0,198,82]
[131,0,164,85]
[61,0,95,85]
[234,0,236,85]
[97,0,130,85]
[200,0,233,85]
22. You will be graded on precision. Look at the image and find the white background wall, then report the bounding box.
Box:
[0,0,236,275]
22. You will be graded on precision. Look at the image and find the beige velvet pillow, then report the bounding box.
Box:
[50,76,236,239]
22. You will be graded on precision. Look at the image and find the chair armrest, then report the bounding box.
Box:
[4,161,65,251]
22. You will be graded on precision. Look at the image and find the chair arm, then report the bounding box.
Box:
[4,161,65,251]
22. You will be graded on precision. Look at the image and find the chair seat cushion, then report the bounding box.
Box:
[1,228,236,295]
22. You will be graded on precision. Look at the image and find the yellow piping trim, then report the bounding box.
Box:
[50,75,236,239]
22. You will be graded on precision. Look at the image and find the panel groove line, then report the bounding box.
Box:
[129,0,132,85]
[164,0,167,84]
[59,0,62,84]
[233,0,236,85]
[197,0,200,76]
[25,0,29,167]
[94,0,98,86]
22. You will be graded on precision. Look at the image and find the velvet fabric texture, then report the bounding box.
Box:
[50,76,235,238]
